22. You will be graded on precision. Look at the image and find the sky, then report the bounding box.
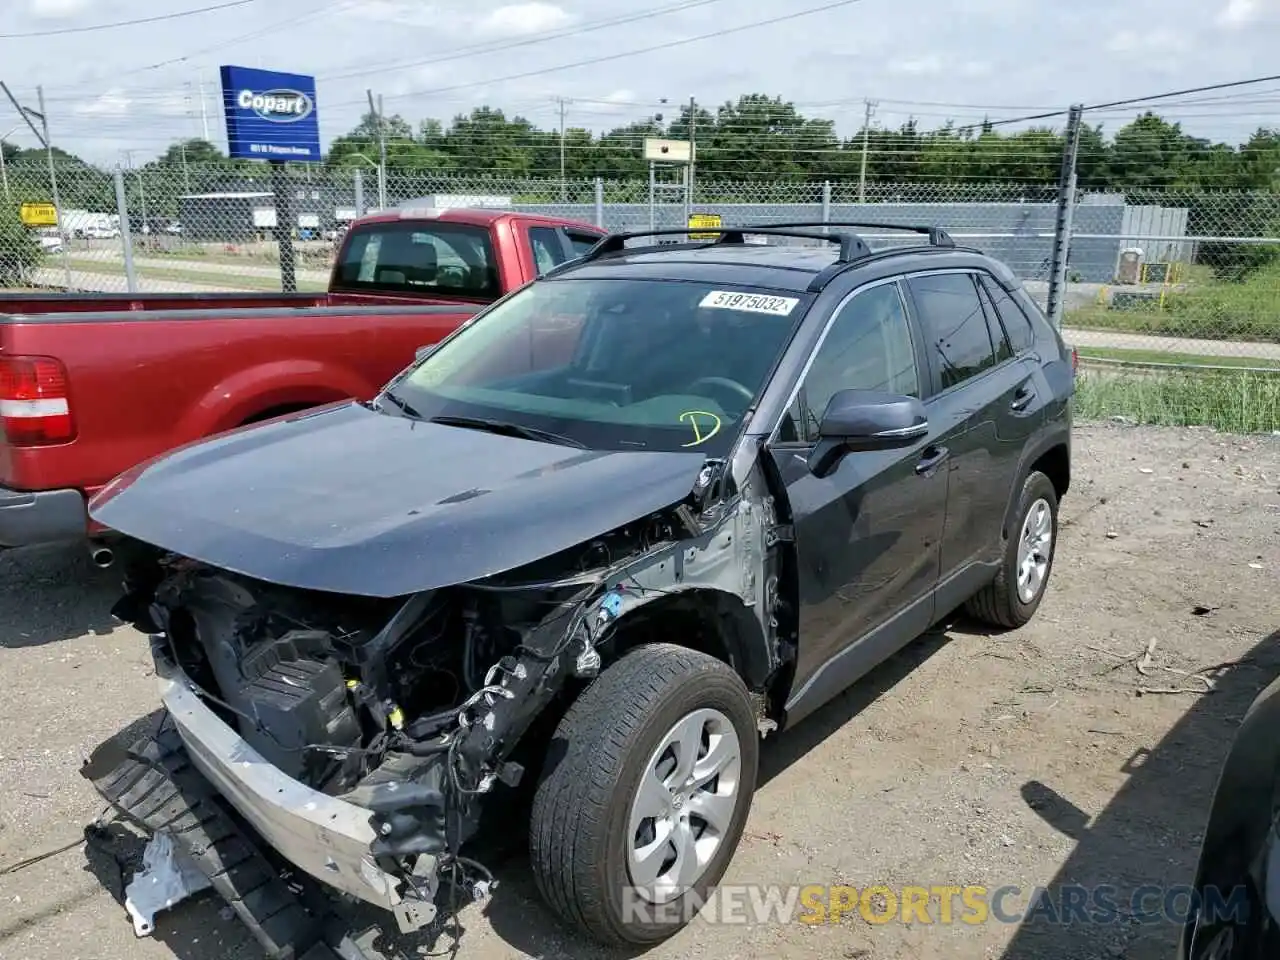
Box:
[2,0,1279,165]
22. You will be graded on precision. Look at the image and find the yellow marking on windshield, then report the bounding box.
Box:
[679,410,722,447]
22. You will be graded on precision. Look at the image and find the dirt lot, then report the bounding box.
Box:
[2,421,1280,960]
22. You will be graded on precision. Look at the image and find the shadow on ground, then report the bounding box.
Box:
[999,629,1280,960]
[81,618,1271,959]
[478,624,958,959]
[0,542,122,648]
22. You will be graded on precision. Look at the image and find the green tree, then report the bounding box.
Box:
[0,200,41,286]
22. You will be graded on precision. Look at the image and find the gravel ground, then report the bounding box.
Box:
[3,421,1280,960]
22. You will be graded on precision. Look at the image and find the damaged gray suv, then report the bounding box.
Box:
[88,222,1074,954]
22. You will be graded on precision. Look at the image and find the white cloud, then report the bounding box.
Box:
[476,2,573,36]
[345,0,444,28]
[1106,27,1190,53]
[28,0,93,17]
[1217,0,1261,25]
[888,55,944,76]
[959,60,993,78]
[73,89,131,117]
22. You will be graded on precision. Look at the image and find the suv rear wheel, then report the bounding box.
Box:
[529,643,759,944]
[966,469,1059,628]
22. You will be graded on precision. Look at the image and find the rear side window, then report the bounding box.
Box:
[529,227,563,276]
[906,273,996,391]
[334,221,498,298]
[977,274,1035,353]
[566,231,602,257]
[974,280,1014,364]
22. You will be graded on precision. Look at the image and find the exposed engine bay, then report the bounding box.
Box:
[102,465,789,936]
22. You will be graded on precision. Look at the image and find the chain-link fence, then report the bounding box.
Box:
[3,160,1278,430]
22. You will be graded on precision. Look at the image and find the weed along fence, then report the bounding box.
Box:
[4,162,1280,431]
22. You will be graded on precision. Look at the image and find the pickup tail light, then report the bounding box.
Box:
[1071,347,1078,374]
[0,356,76,446]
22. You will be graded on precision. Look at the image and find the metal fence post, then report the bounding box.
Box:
[594,177,604,228]
[112,166,138,294]
[648,162,656,232]
[270,161,297,293]
[821,181,832,225]
[1046,104,1084,329]
[353,168,365,219]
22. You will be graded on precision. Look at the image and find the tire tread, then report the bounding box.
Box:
[529,643,755,944]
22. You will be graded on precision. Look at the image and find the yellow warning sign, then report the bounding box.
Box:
[19,202,58,227]
[688,212,721,240]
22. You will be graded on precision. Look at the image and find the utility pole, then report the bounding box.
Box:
[367,89,388,209]
[557,96,568,201]
[1046,103,1084,330]
[858,99,877,204]
[180,141,190,193]
[687,95,697,222]
[197,72,210,143]
[2,82,72,289]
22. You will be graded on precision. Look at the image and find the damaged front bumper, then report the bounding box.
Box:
[149,641,443,933]
[158,658,409,909]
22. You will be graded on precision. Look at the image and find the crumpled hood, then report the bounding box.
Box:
[90,402,707,597]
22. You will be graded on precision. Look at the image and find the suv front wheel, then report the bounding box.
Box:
[529,642,759,945]
[966,469,1059,628]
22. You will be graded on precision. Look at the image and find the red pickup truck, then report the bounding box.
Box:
[0,207,605,552]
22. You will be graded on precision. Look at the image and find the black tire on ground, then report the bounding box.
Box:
[529,642,759,945]
[965,469,1059,629]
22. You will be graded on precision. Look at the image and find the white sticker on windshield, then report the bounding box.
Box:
[699,290,799,316]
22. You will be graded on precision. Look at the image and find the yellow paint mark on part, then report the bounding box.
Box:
[679,410,722,447]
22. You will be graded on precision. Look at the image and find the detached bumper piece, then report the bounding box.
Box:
[87,717,384,960]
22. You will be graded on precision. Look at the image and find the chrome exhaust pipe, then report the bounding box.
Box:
[90,544,115,569]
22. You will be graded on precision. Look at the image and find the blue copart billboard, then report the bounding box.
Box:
[219,65,321,162]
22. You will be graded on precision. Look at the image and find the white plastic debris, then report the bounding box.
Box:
[124,832,212,937]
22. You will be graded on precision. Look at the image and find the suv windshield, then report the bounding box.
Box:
[385,277,812,454]
[333,220,499,299]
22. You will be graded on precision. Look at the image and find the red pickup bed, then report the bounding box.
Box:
[0,207,605,549]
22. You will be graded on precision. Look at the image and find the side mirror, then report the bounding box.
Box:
[807,389,928,478]
[415,344,437,362]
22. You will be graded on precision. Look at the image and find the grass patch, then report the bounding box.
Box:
[1077,346,1280,369]
[62,259,327,292]
[1067,261,1280,343]
[1074,368,1280,433]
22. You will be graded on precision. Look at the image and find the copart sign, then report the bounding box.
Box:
[219,65,321,162]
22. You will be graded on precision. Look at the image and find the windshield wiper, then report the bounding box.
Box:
[429,415,585,448]
[376,391,422,418]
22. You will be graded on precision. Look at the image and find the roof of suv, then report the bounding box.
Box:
[557,237,993,294]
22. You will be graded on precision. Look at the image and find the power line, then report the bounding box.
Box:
[330,0,872,110]
[319,0,733,84]
[0,0,254,39]
[969,72,1280,130]
[44,0,731,99]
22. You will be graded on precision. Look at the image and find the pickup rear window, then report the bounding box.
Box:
[333,221,499,299]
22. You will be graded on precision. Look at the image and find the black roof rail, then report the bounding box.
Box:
[763,220,956,248]
[575,226,873,264]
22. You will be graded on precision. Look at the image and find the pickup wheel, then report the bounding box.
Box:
[529,643,758,945]
[966,470,1059,629]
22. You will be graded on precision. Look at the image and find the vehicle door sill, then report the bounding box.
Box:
[782,559,1001,730]
[783,592,934,730]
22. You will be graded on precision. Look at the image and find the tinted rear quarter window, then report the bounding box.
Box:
[906,273,996,390]
[565,231,602,257]
[978,274,1035,353]
[529,226,564,276]
[974,280,1014,364]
